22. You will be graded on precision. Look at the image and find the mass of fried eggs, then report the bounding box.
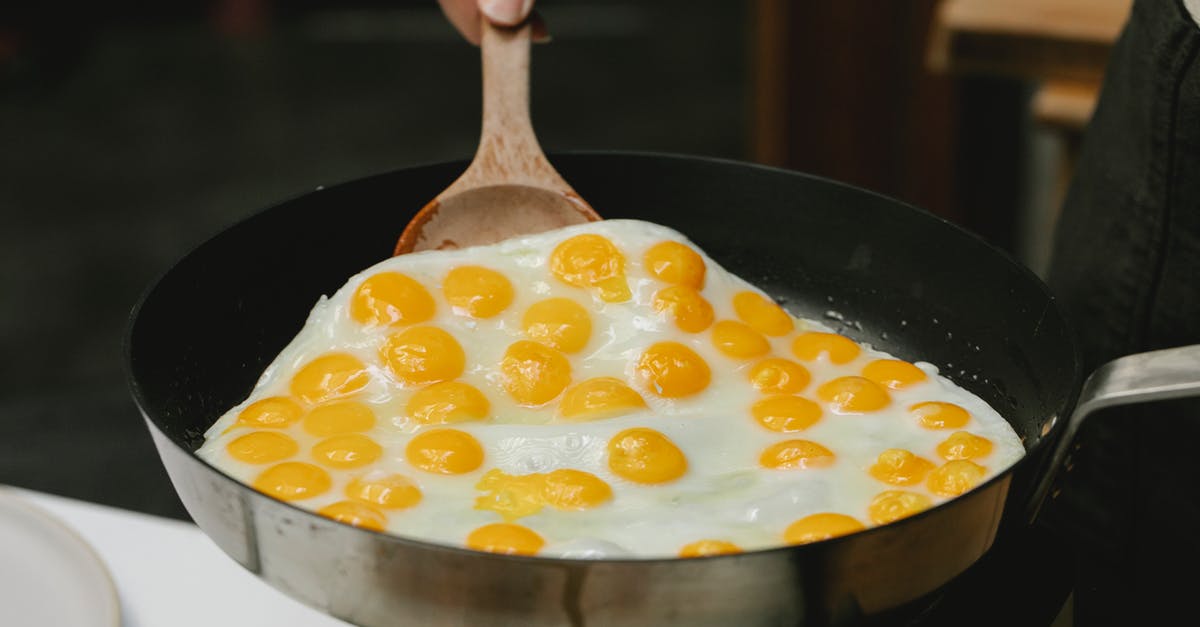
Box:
[197,219,1024,559]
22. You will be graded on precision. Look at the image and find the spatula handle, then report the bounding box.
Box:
[442,20,569,194]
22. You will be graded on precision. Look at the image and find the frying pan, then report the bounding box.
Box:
[124,152,1200,626]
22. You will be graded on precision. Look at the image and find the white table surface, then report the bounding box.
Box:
[6,487,348,627]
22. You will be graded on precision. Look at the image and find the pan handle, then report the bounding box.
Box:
[1027,343,1200,523]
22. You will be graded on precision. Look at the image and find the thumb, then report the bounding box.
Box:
[479,0,535,26]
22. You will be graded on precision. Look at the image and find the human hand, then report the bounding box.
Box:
[437,0,547,45]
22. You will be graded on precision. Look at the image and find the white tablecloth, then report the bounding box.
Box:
[10,487,347,627]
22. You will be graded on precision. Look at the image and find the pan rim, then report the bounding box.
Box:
[123,149,1084,566]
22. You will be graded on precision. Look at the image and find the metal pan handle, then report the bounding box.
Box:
[1027,344,1200,523]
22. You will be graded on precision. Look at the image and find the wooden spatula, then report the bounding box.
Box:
[394,19,601,256]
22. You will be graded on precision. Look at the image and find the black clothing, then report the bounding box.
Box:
[1045,0,1200,625]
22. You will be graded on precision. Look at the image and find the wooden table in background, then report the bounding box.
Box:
[927,0,1132,275]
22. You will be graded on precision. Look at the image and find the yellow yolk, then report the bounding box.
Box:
[380,325,465,386]
[252,462,331,501]
[759,439,836,470]
[406,381,491,424]
[732,291,794,337]
[910,401,971,429]
[550,233,631,302]
[791,332,862,364]
[501,340,572,406]
[522,297,592,353]
[784,513,866,545]
[302,400,376,437]
[236,396,303,429]
[559,377,647,421]
[936,431,994,461]
[867,490,932,525]
[317,500,387,532]
[868,449,935,486]
[345,474,423,509]
[927,460,987,497]
[861,359,928,390]
[710,320,771,360]
[678,540,742,558]
[350,272,435,326]
[442,265,514,318]
[652,285,715,333]
[311,434,383,469]
[748,358,811,394]
[751,395,822,432]
[816,376,891,413]
[636,341,712,398]
[290,353,370,404]
[405,428,484,474]
[226,431,298,464]
[466,523,544,556]
[474,469,613,520]
[607,427,688,484]
[643,240,706,289]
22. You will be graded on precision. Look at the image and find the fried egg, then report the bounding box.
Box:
[197,219,1024,558]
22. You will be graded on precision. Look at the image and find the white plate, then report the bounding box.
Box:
[0,489,120,627]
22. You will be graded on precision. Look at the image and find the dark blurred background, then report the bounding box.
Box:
[0,0,1125,527]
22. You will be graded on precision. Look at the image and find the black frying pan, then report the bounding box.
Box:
[127,152,1092,626]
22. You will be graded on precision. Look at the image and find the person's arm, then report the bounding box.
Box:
[438,0,541,45]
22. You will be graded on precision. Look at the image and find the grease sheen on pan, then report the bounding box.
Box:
[197,220,1024,558]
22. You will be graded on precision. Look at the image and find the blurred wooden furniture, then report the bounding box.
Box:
[927,0,1132,274]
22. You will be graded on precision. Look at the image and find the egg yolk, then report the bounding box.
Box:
[867,490,932,525]
[252,462,331,501]
[226,431,298,464]
[643,240,706,289]
[236,396,303,429]
[559,377,647,421]
[466,523,545,556]
[405,428,484,474]
[317,500,388,531]
[345,474,423,509]
[759,439,836,470]
[791,332,862,364]
[784,513,865,545]
[868,449,935,486]
[732,291,794,337]
[475,469,613,520]
[550,234,631,302]
[861,359,927,390]
[442,265,514,318]
[607,427,688,484]
[522,297,592,353]
[311,434,383,469]
[816,376,891,413]
[748,358,811,395]
[910,401,971,429]
[652,285,715,333]
[636,341,711,398]
[406,381,491,424]
[711,320,771,360]
[380,326,465,386]
[679,540,742,558]
[290,353,371,404]
[302,400,376,437]
[350,272,435,327]
[751,395,822,432]
[501,340,572,406]
[936,431,994,461]
[927,460,987,497]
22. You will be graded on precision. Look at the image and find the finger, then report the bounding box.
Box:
[438,0,483,45]
[479,0,535,26]
[529,10,551,44]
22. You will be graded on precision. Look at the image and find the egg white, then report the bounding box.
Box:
[197,219,1025,558]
